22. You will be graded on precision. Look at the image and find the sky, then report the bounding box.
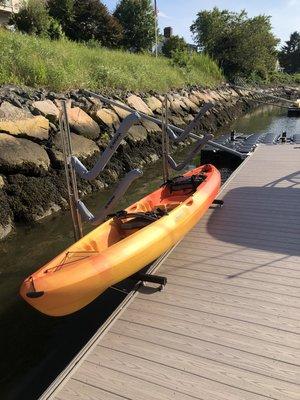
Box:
[104,0,300,46]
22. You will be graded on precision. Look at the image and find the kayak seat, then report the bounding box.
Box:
[112,210,167,231]
[165,173,206,194]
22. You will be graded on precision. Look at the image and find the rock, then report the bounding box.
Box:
[0,101,49,140]
[170,99,185,116]
[67,107,100,140]
[0,101,31,120]
[1,115,49,141]
[183,114,196,124]
[128,125,148,142]
[32,203,61,221]
[169,115,186,128]
[193,91,216,104]
[92,108,120,129]
[127,95,153,116]
[54,99,72,110]
[189,94,201,106]
[182,97,200,113]
[110,100,131,119]
[0,219,12,240]
[0,175,4,189]
[0,116,49,141]
[145,96,162,112]
[52,132,99,162]
[141,119,161,134]
[32,100,60,123]
[0,133,50,174]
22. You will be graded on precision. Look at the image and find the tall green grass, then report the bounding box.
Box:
[0,30,224,92]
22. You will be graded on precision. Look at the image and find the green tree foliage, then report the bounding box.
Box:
[162,35,188,58]
[190,7,279,80]
[279,31,300,74]
[47,0,74,37]
[12,0,52,36]
[68,0,123,47]
[114,0,155,52]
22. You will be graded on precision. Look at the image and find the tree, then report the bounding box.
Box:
[162,35,188,58]
[190,8,279,80]
[279,32,300,74]
[47,0,75,38]
[12,0,52,36]
[114,0,155,52]
[67,0,123,47]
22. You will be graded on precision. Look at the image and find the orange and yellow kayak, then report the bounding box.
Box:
[20,164,220,316]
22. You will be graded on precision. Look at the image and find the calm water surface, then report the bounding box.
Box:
[1,106,299,399]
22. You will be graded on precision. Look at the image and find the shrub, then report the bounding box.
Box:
[12,0,51,37]
[170,49,192,72]
[47,18,64,40]
[162,36,188,58]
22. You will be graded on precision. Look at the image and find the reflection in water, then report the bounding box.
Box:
[231,105,300,136]
[1,105,299,399]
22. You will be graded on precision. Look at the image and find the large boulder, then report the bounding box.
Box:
[67,107,100,140]
[127,95,153,116]
[0,101,31,120]
[0,133,50,174]
[52,132,99,166]
[32,100,60,123]
[145,96,162,112]
[170,99,185,116]
[141,119,161,134]
[128,125,148,142]
[182,97,200,113]
[110,100,131,119]
[0,101,49,140]
[92,108,120,129]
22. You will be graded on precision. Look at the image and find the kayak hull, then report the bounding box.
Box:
[20,165,221,316]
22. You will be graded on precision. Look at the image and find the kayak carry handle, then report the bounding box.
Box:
[72,112,141,181]
[26,291,45,298]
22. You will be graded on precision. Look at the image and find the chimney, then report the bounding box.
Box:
[164,27,173,39]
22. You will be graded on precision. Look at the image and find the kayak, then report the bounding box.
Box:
[20,164,221,316]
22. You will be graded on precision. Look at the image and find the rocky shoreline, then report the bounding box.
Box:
[0,84,296,239]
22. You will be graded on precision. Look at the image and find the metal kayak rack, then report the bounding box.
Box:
[59,91,245,241]
[84,90,247,160]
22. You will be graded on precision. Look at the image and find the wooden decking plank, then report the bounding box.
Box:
[111,320,300,384]
[164,274,300,308]
[137,291,300,333]
[167,249,300,269]
[72,364,198,400]
[120,309,299,365]
[163,258,300,283]
[99,333,300,400]
[55,379,130,400]
[162,267,300,297]
[87,347,272,400]
[129,299,300,347]
[166,251,300,274]
[162,282,300,320]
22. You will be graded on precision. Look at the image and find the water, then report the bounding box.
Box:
[1,106,299,399]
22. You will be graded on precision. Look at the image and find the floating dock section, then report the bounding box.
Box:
[42,143,300,400]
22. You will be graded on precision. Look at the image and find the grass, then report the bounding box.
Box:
[0,29,224,92]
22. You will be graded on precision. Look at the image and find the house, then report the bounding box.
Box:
[0,0,21,25]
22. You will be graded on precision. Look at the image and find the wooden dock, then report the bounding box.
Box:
[42,144,300,400]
